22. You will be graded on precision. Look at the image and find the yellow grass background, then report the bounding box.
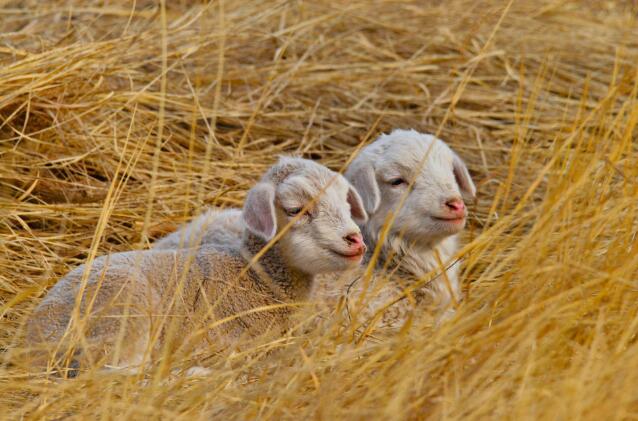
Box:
[1,0,637,419]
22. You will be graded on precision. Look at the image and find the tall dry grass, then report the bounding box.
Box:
[1,0,637,419]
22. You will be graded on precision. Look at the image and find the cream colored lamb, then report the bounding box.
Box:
[25,157,367,374]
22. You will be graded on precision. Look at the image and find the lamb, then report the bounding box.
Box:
[322,128,476,329]
[24,157,368,374]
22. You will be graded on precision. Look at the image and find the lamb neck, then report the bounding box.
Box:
[241,231,313,302]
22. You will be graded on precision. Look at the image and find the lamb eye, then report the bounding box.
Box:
[389,178,406,186]
[286,207,303,216]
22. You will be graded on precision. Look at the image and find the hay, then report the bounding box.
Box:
[1,0,637,418]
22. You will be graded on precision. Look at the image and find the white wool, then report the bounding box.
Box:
[153,208,243,250]
[25,157,368,372]
[318,129,475,329]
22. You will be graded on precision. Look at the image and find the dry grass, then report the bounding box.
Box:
[1,0,638,419]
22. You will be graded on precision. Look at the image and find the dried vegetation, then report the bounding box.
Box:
[1,0,637,419]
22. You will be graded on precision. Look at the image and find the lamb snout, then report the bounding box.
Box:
[328,230,366,261]
[442,197,466,219]
[430,196,466,230]
[342,232,366,257]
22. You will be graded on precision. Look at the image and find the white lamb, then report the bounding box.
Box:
[24,157,368,374]
[329,129,476,329]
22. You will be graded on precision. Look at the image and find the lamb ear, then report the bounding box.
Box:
[347,164,380,214]
[452,153,476,201]
[242,183,277,241]
[347,185,368,224]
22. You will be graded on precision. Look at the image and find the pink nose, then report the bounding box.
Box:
[445,198,465,216]
[344,232,365,253]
